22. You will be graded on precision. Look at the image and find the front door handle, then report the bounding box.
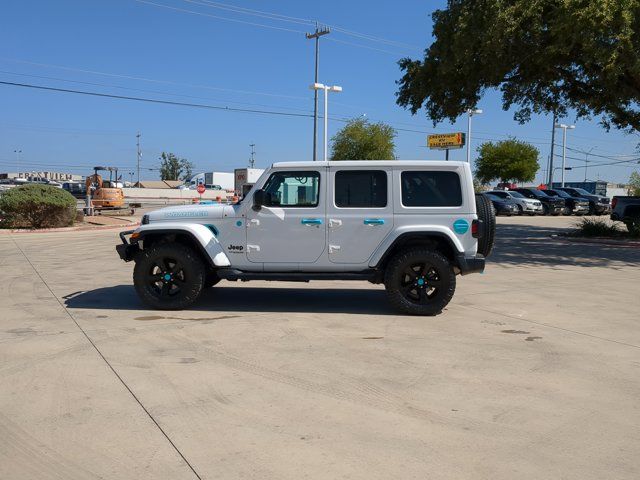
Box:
[363,218,385,226]
[301,218,323,225]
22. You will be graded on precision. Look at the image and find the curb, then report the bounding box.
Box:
[554,235,640,248]
[0,222,139,234]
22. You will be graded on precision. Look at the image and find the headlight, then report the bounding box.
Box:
[141,214,149,225]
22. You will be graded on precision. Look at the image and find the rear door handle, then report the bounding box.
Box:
[301,218,323,225]
[363,218,385,226]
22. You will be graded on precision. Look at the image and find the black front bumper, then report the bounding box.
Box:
[456,253,485,276]
[116,229,140,262]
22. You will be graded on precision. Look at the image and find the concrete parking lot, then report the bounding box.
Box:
[1,215,639,479]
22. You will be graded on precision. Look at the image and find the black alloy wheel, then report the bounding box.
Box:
[384,248,455,316]
[133,243,205,309]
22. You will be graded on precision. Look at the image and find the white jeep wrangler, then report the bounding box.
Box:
[117,161,495,315]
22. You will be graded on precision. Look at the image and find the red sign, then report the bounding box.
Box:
[196,184,206,194]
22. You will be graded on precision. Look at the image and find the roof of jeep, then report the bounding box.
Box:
[271,160,467,168]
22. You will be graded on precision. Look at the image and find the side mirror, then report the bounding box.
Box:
[253,189,267,210]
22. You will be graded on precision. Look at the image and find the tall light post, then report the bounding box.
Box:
[14,149,22,176]
[466,109,482,163]
[555,123,575,187]
[310,83,342,161]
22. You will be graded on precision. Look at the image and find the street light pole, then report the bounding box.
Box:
[554,123,575,187]
[310,83,342,161]
[466,109,482,163]
[306,24,330,161]
[136,132,141,187]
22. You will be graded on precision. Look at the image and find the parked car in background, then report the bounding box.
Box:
[487,190,542,215]
[512,188,565,215]
[62,182,87,199]
[611,196,640,233]
[544,189,590,215]
[555,187,610,215]
[484,192,519,216]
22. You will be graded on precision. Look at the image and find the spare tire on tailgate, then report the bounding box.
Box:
[475,193,496,257]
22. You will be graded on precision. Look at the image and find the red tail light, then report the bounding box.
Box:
[611,198,618,209]
[472,219,480,238]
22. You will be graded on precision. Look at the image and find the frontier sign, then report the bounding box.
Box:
[427,132,466,150]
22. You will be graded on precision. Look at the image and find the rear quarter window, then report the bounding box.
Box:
[401,171,462,207]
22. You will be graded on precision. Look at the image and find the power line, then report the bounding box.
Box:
[178,0,420,50]
[133,0,417,55]
[132,0,306,33]
[0,58,308,100]
[0,69,314,113]
[0,80,315,118]
[180,0,313,26]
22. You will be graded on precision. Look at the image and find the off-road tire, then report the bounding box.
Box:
[384,248,456,316]
[474,193,496,258]
[133,242,205,310]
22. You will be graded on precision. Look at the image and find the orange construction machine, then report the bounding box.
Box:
[85,166,125,210]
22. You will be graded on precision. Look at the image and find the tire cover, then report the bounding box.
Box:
[475,193,496,258]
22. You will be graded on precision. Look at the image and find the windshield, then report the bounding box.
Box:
[552,189,571,198]
[489,191,508,198]
[572,188,592,195]
[507,191,524,199]
[485,194,501,201]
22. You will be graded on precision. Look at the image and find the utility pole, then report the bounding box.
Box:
[13,149,22,176]
[249,143,256,168]
[547,111,557,188]
[584,146,596,182]
[306,23,330,161]
[136,132,141,187]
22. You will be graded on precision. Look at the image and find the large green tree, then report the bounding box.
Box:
[331,118,396,160]
[475,139,540,184]
[396,1,640,131]
[159,152,194,181]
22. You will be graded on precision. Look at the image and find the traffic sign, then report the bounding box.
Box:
[427,132,466,150]
[196,183,205,194]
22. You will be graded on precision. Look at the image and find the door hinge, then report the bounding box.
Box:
[329,218,342,228]
[248,219,260,227]
[329,245,341,254]
[246,244,260,252]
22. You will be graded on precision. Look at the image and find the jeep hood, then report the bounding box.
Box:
[148,203,229,221]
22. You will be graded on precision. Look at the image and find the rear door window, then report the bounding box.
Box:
[335,170,387,208]
[401,171,462,207]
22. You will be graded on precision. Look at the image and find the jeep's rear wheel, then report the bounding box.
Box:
[133,243,205,310]
[384,248,456,316]
[474,193,496,258]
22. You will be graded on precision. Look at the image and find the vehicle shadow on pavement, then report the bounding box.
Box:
[492,224,640,268]
[64,284,397,315]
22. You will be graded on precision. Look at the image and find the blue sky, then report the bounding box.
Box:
[1,0,638,183]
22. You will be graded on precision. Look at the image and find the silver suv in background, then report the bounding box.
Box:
[486,190,542,215]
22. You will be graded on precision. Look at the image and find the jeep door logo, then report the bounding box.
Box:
[228,244,244,253]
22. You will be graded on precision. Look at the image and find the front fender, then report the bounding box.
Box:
[133,222,231,267]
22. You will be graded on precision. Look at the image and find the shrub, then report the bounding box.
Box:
[574,218,621,237]
[0,184,77,229]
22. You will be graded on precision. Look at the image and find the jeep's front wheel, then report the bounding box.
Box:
[384,248,456,316]
[133,243,205,310]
